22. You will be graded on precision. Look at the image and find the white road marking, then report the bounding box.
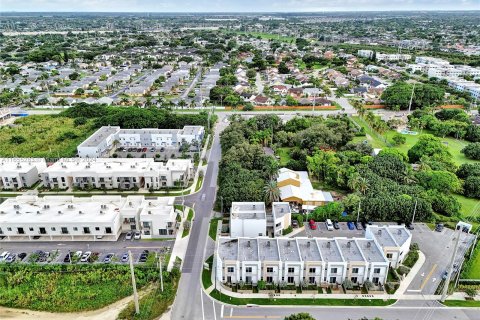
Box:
[221,305,224,318]
[230,308,233,317]
[213,300,217,320]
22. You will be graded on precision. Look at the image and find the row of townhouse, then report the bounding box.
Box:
[0,195,178,241]
[216,225,411,287]
[356,50,412,62]
[77,125,204,158]
[229,202,292,238]
[0,159,47,190]
[0,157,192,191]
[41,158,193,190]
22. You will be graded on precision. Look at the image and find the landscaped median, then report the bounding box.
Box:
[201,256,396,307]
[441,300,480,307]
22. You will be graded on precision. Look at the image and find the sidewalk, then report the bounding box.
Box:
[167,206,193,271]
[395,250,426,295]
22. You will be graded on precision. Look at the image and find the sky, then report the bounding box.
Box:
[1,0,479,12]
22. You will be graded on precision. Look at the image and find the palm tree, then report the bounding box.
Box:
[348,174,369,195]
[264,180,280,206]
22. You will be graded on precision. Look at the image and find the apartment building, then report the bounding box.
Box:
[376,53,412,62]
[41,158,193,190]
[0,195,177,241]
[77,125,204,158]
[357,50,374,59]
[270,202,292,237]
[230,202,267,238]
[365,225,412,268]
[216,236,391,287]
[0,158,47,190]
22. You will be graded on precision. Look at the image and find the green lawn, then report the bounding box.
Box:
[210,290,396,306]
[0,115,96,158]
[181,208,194,238]
[202,256,214,289]
[227,30,295,42]
[195,175,204,192]
[442,300,480,307]
[209,218,221,241]
[351,116,388,149]
[276,147,292,167]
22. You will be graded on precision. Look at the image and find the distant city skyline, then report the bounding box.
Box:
[1,0,479,12]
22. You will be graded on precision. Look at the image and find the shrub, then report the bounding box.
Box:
[282,226,293,235]
[462,143,480,160]
[392,133,406,146]
[403,250,419,268]
[397,265,410,276]
[10,135,26,144]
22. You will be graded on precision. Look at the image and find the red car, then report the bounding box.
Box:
[309,220,317,230]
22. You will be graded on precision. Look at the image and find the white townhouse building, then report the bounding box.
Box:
[77,125,205,158]
[376,53,412,62]
[270,202,292,237]
[365,225,412,268]
[216,235,392,287]
[41,158,193,190]
[0,195,177,241]
[0,158,47,190]
[230,202,267,238]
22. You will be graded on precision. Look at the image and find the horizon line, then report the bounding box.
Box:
[1,9,480,13]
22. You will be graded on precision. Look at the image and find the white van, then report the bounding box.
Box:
[325,219,334,231]
[0,251,10,261]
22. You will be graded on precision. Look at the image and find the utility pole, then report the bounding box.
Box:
[408,82,416,113]
[411,199,418,224]
[356,201,361,223]
[129,250,140,314]
[157,253,164,292]
[441,229,461,302]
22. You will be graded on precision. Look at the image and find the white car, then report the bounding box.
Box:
[80,251,92,262]
[0,251,10,261]
[134,231,141,240]
[125,231,133,240]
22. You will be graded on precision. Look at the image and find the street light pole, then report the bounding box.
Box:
[441,229,461,302]
[411,199,418,224]
[356,201,361,223]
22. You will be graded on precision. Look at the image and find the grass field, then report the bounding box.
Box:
[276,147,292,166]
[209,217,221,240]
[442,300,480,307]
[227,30,296,42]
[0,115,96,158]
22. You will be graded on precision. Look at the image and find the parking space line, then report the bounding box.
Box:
[420,264,437,290]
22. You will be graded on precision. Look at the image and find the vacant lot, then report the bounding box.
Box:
[0,115,95,158]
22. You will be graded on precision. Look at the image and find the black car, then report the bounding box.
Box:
[17,252,27,260]
[405,222,414,230]
[63,252,72,263]
[435,223,444,232]
[354,221,363,230]
[139,250,149,263]
[361,220,367,229]
[333,220,340,230]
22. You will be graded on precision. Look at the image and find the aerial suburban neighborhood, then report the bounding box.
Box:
[0,5,479,320]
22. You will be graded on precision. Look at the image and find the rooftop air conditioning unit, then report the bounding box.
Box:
[37,211,41,214]
[16,210,20,214]
[58,211,62,214]
[79,210,83,214]
[68,204,74,209]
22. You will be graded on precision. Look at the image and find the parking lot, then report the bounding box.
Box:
[0,233,174,265]
[296,220,476,295]
[113,145,199,160]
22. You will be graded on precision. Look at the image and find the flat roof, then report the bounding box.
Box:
[277,238,301,262]
[336,239,365,263]
[272,202,291,219]
[258,238,280,261]
[0,158,46,174]
[297,238,322,262]
[231,202,266,220]
[238,238,259,261]
[78,126,120,148]
[317,239,344,263]
[356,239,387,263]
[218,238,238,261]
[386,226,411,247]
[368,226,397,247]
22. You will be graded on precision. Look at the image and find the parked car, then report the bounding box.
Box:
[405,222,414,230]
[17,252,27,261]
[462,226,469,233]
[160,147,165,152]
[134,231,141,240]
[121,253,129,263]
[74,251,83,259]
[63,252,72,263]
[347,222,355,230]
[136,148,142,152]
[150,147,155,152]
[442,270,449,280]
[142,147,147,152]
[139,250,149,263]
[292,220,299,228]
[325,219,334,231]
[355,222,363,230]
[0,251,10,261]
[125,231,133,240]
[127,148,133,152]
[309,220,317,230]
[103,253,114,263]
[80,251,92,263]
[435,223,444,232]
[5,254,16,263]
[333,220,340,230]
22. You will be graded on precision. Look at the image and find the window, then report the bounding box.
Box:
[374,268,381,274]
[245,276,252,284]
[159,229,167,235]
[267,267,273,273]
[330,268,337,274]
[17,227,25,234]
[227,267,234,273]
[61,227,68,234]
[73,227,78,231]
[352,268,359,274]
[39,227,46,234]
[29,227,34,231]
[329,277,337,283]
[7,227,12,232]
[351,277,358,283]
[309,277,315,284]
[266,276,273,283]
[246,267,252,273]
[372,277,379,284]
[83,227,91,234]
[309,267,316,273]
[287,276,294,284]
[288,267,294,273]
[386,253,393,259]
[105,227,112,234]
[95,227,100,231]
[51,227,56,231]
[0,228,3,234]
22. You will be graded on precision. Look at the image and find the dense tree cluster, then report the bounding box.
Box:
[381,82,444,110]
[456,164,480,199]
